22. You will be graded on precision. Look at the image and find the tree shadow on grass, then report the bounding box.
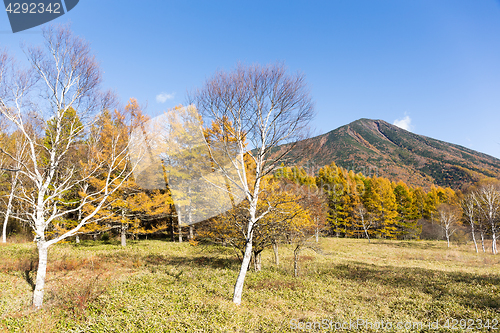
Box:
[324,261,500,311]
[373,240,444,250]
[71,239,121,247]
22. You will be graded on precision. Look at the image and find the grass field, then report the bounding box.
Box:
[0,238,499,332]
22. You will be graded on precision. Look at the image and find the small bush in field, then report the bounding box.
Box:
[451,229,469,246]
[101,233,110,242]
[47,273,109,318]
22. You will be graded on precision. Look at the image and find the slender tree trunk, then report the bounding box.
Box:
[121,224,127,247]
[32,195,49,309]
[170,215,175,242]
[272,241,279,266]
[481,232,486,253]
[446,229,450,248]
[249,252,254,271]
[471,227,478,254]
[360,214,370,243]
[253,251,262,272]
[315,228,319,243]
[493,237,497,254]
[294,245,301,278]
[178,209,183,243]
[75,207,82,244]
[120,209,127,247]
[187,199,194,240]
[2,209,9,243]
[2,174,17,243]
[232,237,253,305]
[491,227,497,254]
[33,243,48,309]
[364,228,371,243]
[232,194,260,305]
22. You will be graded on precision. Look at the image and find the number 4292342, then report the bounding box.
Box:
[443,318,498,330]
[5,3,61,14]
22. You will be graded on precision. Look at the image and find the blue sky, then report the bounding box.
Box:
[2,0,500,158]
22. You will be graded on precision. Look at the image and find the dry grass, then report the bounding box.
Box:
[0,238,499,332]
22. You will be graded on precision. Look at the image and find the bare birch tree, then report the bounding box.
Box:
[1,135,27,243]
[436,203,460,248]
[192,63,314,305]
[355,203,373,243]
[473,183,500,254]
[460,193,479,253]
[0,25,141,308]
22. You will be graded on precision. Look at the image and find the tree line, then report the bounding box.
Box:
[272,163,500,254]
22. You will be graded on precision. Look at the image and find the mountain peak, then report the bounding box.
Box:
[283,118,500,189]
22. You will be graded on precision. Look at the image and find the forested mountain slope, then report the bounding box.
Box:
[278,118,500,189]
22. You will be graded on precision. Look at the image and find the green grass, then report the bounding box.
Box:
[0,238,499,332]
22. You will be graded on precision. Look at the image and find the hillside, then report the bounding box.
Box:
[279,118,500,189]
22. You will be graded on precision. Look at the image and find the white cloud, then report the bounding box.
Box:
[156,92,175,103]
[393,115,412,131]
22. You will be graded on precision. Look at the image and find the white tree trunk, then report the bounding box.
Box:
[232,237,253,305]
[445,229,450,248]
[120,209,127,247]
[364,228,371,243]
[75,207,82,244]
[188,200,193,240]
[294,245,301,278]
[471,229,478,253]
[462,196,478,254]
[121,224,127,247]
[232,192,260,305]
[360,214,371,243]
[1,208,9,243]
[33,243,48,309]
[178,209,182,243]
[272,241,279,266]
[2,173,17,243]
[481,232,486,253]
[492,229,497,254]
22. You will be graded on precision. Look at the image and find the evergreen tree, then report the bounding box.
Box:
[393,181,421,239]
[317,163,351,237]
[363,177,398,239]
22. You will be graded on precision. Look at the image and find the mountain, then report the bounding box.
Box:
[278,118,500,190]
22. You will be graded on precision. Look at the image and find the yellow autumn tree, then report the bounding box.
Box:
[77,100,172,245]
[362,176,398,239]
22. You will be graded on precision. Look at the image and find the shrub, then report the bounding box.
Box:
[101,232,110,242]
[451,229,469,246]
